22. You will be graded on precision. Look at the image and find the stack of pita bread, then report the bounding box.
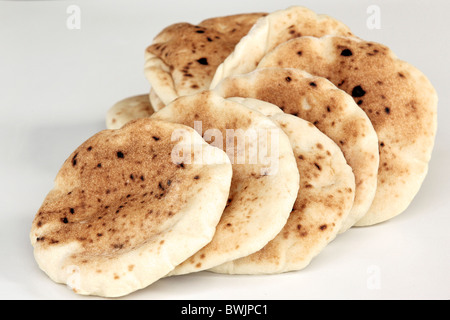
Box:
[31,6,437,297]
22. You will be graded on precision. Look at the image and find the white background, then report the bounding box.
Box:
[0,0,449,300]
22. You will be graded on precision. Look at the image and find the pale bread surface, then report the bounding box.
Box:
[226,97,285,117]
[213,68,379,232]
[150,91,300,275]
[149,88,166,111]
[30,118,232,297]
[258,36,438,225]
[106,94,154,130]
[106,97,284,130]
[209,6,354,89]
[210,112,355,274]
[144,13,266,107]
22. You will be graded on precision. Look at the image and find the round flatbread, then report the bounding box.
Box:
[209,6,354,89]
[150,91,300,275]
[213,67,379,232]
[258,35,438,226]
[30,118,232,297]
[210,112,355,274]
[144,12,267,108]
[106,94,154,130]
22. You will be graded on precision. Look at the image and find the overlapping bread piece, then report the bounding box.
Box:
[144,12,267,109]
[209,6,354,89]
[210,110,355,274]
[145,6,356,110]
[258,36,438,226]
[106,96,285,132]
[30,118,232,297]
[151,91,300,275]
[106,94,154,130]
[213,68,379,232]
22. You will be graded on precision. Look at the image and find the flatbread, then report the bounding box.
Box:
[209,6,354,89]
[150,91,300,275]
[30,118,233,297]
[106,94,154,130]
[213,67,379,232]
[210,112,355,274]
[258,36,438,226]
[144,12,267,107]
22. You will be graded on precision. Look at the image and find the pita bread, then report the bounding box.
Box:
[150,91,300,275]
[144,13,267,107]
[213,67,379,232]
[258,36,438,226]
[30,118,233,297]
[209,6,354,89]
[106,94,154,130]
[210,112,355,274]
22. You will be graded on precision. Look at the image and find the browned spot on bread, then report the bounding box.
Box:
[72,153,78,167]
